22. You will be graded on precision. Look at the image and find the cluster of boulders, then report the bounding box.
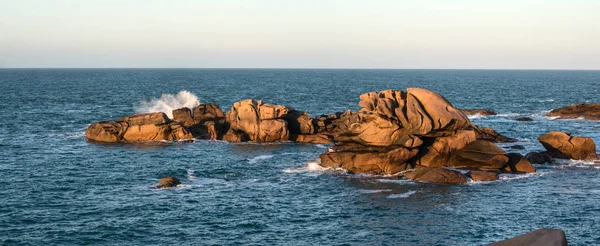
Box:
[87,87,599,184]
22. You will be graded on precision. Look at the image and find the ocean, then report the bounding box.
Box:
[1,69,599,245]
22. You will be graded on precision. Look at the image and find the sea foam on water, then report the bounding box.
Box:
[135,90,200,118]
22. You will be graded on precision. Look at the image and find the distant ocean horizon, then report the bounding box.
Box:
[1,68,599,245]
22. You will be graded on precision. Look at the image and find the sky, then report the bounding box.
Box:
[0,0,599,69]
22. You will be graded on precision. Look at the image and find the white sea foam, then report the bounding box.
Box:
[358,189,392,194]
[283,161,344,173]
[135,90,200,118]
[387,190,417,199]
[376,179,416,184]
[315,144,328,149]
[538,99,555,103]
[248,155,274,164]
[187,169,197,179]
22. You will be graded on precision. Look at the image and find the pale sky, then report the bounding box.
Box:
[1,0,599,69]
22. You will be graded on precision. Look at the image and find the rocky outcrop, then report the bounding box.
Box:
[225,99,290,142]
[538,131,597,160]
[546,103,600,120]
[86,112,193,142]
[155,176,181,189]
[312,88,516,182]
[403,167,467,184]
[490,228,568,246]
[460,109,497,116]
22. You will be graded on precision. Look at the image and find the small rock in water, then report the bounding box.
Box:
[508,145,525,150]
[490,228,568,246]
[514,117,534,121]
[155,176,181,189]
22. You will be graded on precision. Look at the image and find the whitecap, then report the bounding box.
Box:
[187,169,197,179]
[135,90,200,118]
[387,190,417,199]
[358,189,392,194]
[248,155,274,164]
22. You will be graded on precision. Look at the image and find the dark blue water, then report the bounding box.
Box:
[1,69,599,245]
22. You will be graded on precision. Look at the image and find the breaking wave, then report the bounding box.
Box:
[135,90,200,118]
[387,190,417,199]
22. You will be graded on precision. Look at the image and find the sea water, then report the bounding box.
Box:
[0,69,599,245]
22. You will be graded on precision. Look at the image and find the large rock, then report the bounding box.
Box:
[404,167,467,184]
[86,112,193,142]
[291,134,332,144]
[490,228,568,246]
[452,140,509,170]
[546,103,600,120]
[320,144,418,175]
[225,99,290,142]
[460,109,497,116]
[538,131,597,160]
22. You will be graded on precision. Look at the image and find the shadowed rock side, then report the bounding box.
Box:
[538,131,597,160]
[490,228,568,246]
[546,103,600,120]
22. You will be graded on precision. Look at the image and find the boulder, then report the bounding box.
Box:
[86,112,194,142]
[155,176,181,189]
[525,151,554,164]
[546,103,600,120]
[192,103,226,123]
[508,145,525,150]
[414,130,477,167]
[538,131,597,160]
[466,170,499,181]
[452,140,509,170]
[504,153,536,173]
[460,109,497,116]
[222,129,249,142]
[284,110,316,135]
[490,228,568,246]
[225,99,290,142]
[320,145,418,175]
[172,107,195,127]
[403,167,467,184]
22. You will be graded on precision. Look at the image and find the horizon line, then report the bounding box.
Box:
[1,67,599,71]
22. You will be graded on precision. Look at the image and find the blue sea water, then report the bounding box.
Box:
[0,69,599,245]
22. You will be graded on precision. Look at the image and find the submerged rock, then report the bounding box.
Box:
[155,176,181,189]
[490,228,568,246]
[403,167,467,184]
[538,131,597,160]
[460,109,497,116]
[525,151,554,164]
[515,117,534,121]
[546,103,600,120]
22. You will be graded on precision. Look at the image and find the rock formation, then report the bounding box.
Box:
[546,103,600,120]
[538,131,597,160]
[86,87,542,184]
[86,112,193,142]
